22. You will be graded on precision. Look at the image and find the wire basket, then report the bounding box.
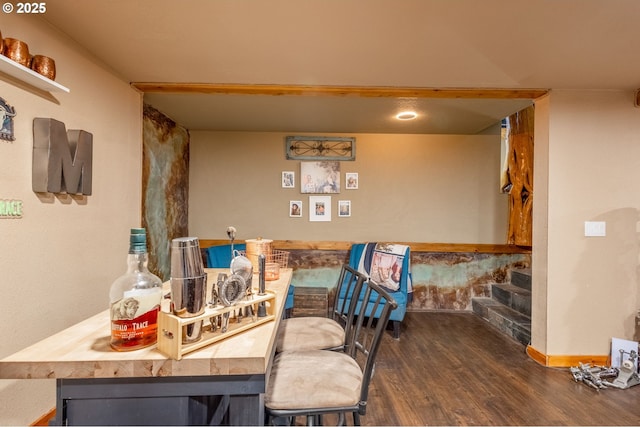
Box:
[268,250,290,269]
[238,249,289,269]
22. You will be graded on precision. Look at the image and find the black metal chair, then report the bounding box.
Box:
[275,264,366,352]
[265,278,398,426]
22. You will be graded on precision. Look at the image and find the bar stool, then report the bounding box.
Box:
[265,279,398,426]
[275,264,366,352]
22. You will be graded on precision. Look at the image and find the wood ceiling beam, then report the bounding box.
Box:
[131,83,548,100]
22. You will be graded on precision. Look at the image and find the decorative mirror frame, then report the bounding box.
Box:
[285,136,355,160]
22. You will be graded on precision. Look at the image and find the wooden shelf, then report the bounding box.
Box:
[0,54,69,93]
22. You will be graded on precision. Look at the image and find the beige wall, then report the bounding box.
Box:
[0,16,143,425]
[189,131,509,243]
[532,94,550,355]
[533,90,640,357]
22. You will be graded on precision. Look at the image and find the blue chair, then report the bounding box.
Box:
[205,244,295,317]
[205,243,246,269]
[346,243,410,339]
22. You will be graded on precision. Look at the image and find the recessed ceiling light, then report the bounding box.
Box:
[396,111,418,120]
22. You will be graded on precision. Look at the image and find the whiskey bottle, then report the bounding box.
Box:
[109,228,163,351]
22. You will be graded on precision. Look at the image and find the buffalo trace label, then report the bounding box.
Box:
[110,287,162,350]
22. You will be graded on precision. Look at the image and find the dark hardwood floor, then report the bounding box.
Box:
[358,311,640,426]
[37,311,638,426]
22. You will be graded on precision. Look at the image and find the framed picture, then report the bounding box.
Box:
[282,171,295,188]
[309,196,332,222]
[338,200,351,217]
[0,97,16,142]
[289,200,302,217]
[345,173,358,189]
[301,161,341,194]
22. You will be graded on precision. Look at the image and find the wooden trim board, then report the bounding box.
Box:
[30,409,55,426]
[527,345,609,367]
[199,239,531,254]
[131,83,548,100]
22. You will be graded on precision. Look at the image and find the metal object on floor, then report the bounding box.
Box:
[604,350,640,390]
[570,363,616,390]
[570,350,640,390]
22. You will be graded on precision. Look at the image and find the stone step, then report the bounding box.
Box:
[511,268,532,291]
[491,283,531,317]
[472,297,531,346]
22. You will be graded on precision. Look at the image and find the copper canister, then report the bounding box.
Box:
[31,55,56,80]
[245,238,273,272]
[3,38,31,67]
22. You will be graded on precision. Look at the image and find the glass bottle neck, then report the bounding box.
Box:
[127,251,149,273]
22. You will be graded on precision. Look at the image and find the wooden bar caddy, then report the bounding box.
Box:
[157,290,276,360]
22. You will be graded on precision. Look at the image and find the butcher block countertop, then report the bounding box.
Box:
[0,268,291,380]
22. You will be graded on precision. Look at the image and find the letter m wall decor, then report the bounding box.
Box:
[32,118,93,195]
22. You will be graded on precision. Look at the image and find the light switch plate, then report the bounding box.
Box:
[585,221,606,237]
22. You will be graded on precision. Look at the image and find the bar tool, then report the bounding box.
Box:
[226,226,236,261]
[257,254,267,318]
[221,312,230,333]
[228,227,253,289]
[170,237,207,343]
[218,273,247,306]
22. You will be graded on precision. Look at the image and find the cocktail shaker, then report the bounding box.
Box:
[170,237,205,279]
[170,237,207,343]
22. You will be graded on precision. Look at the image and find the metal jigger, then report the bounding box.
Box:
[257,254,267,317]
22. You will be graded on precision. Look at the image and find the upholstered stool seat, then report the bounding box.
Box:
[265,350,362,410]
[276,316,344,352]
[275,264,365,353]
